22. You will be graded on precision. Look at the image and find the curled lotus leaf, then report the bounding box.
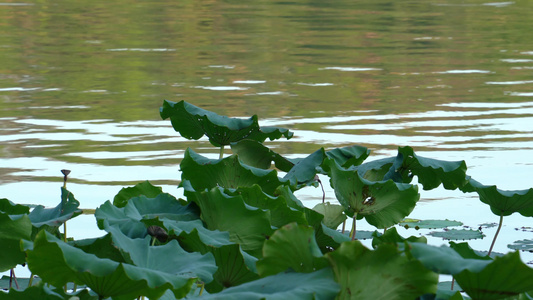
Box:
[29,188,82,229]
[462,177,533,217]
[322,158,420,228]
[160,100,293,147]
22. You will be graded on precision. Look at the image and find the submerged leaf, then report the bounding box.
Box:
[160,100,293,147]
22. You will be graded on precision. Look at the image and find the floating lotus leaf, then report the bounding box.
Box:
[463,177,533,217]
[28,187,82,229]
[24,231,196,300]
[0,199,32,271]
[322,158,420,228]
[371,227,427,249]
[408,242,533,300]
[508,239,533,252]
[325,241,438,300]
[95,192,198,238]
[256,223,329,277]
[160,100,293,147]
[105,224,217,284]
[230,139,294,171]
[312,202,347,229]
[187,187,275,257]
[400,219,463,229]
[429,229,485,241]
[113,180,163,208]
[180,148,290,195]
[193,268,339,300]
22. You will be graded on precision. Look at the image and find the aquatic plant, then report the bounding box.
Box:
[1,100,532,299]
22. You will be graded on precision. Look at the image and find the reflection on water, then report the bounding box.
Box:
[0,0,533,264]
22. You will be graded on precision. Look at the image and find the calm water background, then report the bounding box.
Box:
[1,0,533,268]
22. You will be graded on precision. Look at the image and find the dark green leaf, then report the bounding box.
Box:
[0,210,32,271]
[195,268,339,300]
[283,148,325,185]
[24,230,196,299]
[160,100,292,147]
[371,227,427,249]
[113,181,163,208]
[326,241,438,299]
[180,148,290,195]
[230,139,294,171]
[0,282,97,300]
[257,223,329,277]
[323,158,420,228]
[325,145,370,168]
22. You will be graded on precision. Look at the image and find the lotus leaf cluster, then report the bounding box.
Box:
[0,101,532,299]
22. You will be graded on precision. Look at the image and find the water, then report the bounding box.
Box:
[1,0,533,268]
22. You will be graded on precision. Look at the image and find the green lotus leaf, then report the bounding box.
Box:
[24,230,196,299]
[371,227,427,249]
[312,202,347,229]
[28,187,82,229]
[463,177,533,217]
[187,187,275,257]
[230,139,294,171]
[507,239,533,252]
[257,223,329,277]
[205,244,260,293]
[388,146,468,190]
[325,145,370,168]
[320,225,377,243]
[449,242,494,260]
[224,185,308,228]
[400,219,463,229]
[0,198,30,215]
[113,180,163,208]
[408,242,533,299]
[282,148,325,185]
[325,241,438,299]
[429,229,485,241]
[193,268,339,300]
[0,205,32,271]
[142,218,259,292]
[322,158,420,228]
[69,233,125,262]
[105,223,217,284]
[95,193,198,238]
[0,282,97,299]
[160,100,293,147]
[180,148,290,195]
[356,157,397,181]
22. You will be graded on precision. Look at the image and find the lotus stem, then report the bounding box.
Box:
[350,214,357,241]
[10,269,19,289]
[28,273,34,288]
[63,221,67,243]
[318,177,325,204]
[488,213,504,256]
[219,145,224,159]
[341,220,346,234]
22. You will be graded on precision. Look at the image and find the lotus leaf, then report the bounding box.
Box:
[180,148,290,194]
[230,139,294,171]
[325,241,438,299]
[0,199,32,272]
[0,282,97,300]
[371,227,427,249]
[507,239,533,252]
[256,223,329,277]
[429,229,485,241]
[322,158,420,228]
[28,187,82,228]
[312,202,346,229]
[187,187,275,257]
[160,100,293,147]
[206,244,260,292]
[24,230,196,300]
[113,180,163,208]
[463,177,533,217]
[192,267,339,300]
[400,218,463,229]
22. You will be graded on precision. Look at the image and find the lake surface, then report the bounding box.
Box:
[1,0,533,266]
